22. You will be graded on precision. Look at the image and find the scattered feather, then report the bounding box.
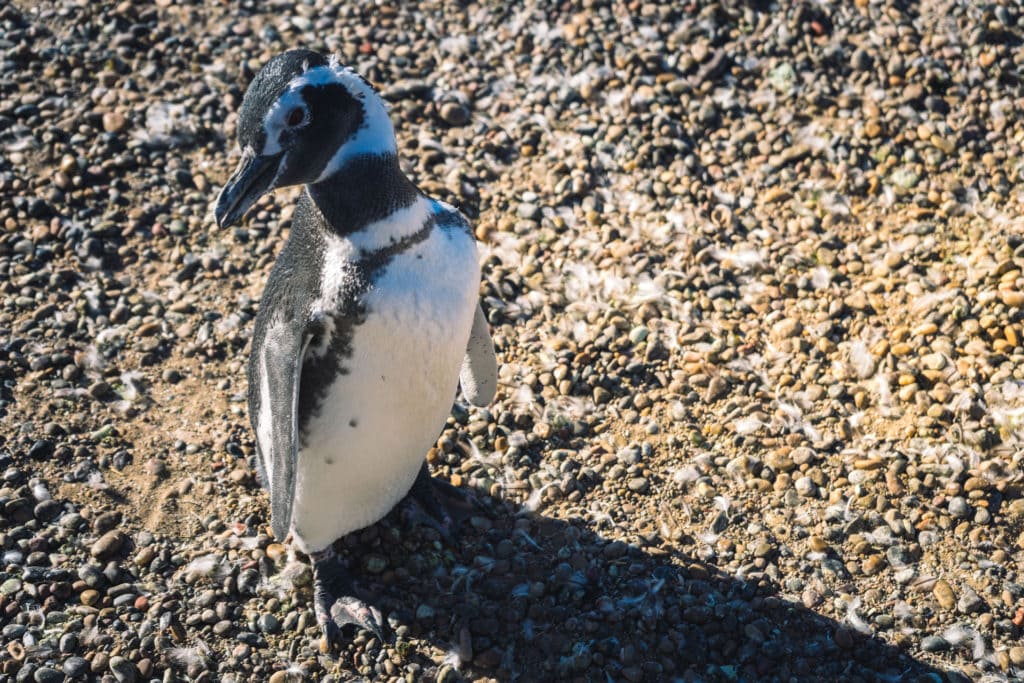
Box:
[671,465,701,485]
[844,597,872,635]
[183,555,220,578]
[30,480,51,502]
[733,416,762,435]
[442,646,463,670]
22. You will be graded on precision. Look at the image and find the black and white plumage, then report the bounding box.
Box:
[213,50,497,642]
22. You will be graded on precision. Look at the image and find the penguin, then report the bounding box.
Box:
[213,49,498,644]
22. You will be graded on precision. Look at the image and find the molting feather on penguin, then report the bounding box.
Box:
[213,49,498,645]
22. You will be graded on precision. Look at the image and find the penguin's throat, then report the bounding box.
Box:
[306,154,419,236]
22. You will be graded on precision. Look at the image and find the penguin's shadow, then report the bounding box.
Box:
[329,489,954,683]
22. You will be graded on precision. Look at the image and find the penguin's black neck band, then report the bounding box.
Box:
[306,153,419,235]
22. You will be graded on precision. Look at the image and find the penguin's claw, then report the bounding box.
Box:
[330,597,385,639]
[312,548,387,649]
[317,598,385,650]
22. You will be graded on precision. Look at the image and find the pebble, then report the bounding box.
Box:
[933,580,956,610]
[63,658,88,677]
[258,613,280,633]
[627,477,649,493]
[102,112,127,133]
[33,668,62,683]
[957,587,984,614]
[948,497,970,519]
[921,636,950,652]
[90,530,125,559]
[108,656,137,683]
[439,101,470,126]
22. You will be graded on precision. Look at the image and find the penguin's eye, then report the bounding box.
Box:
[286,107,305,127]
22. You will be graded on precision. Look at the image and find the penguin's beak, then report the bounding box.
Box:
[214,148,284,228]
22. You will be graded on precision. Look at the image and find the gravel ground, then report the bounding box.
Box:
[2,0,1024,681]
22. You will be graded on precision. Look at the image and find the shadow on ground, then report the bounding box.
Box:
[318,487,956,683]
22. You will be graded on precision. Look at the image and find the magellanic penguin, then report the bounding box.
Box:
[213,49,498,644]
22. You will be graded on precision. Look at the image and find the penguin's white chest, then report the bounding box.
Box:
[289,223,479,552]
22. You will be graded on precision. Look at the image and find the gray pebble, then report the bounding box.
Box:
[948,496,970,519]
[33,668,63,683]
[63,657,88,678]
[627,477,649,493]
[921,636,950,652]
[258,613,280,633]
[108,657,137,683]
[439,101,470,126]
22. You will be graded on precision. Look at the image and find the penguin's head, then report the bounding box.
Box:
[214,50,397,228]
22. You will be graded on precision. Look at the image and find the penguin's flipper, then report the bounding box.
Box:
[459,301,497,406]
[257,326,311,541]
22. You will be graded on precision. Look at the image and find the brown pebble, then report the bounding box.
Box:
[6,641,25,662]
[80,589,100,606]
[999,290,1024,307]
[134,546,157,568]
[102,111,127,133]
[933,579,956,610]
[137,658,153,678]
[91,530,126,559]
[863,554,886,575]
[144,459,167,478]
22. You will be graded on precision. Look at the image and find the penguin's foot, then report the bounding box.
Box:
[311,547,386,648]
[400,462,486,543]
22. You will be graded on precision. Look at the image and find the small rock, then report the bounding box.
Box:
[772,318,803,339]
[627,477,649,493]
[933,579,956,610]
[91,530,126,559]
[108,656,137,683]
[33,499,61,521]
[258,614,281,633]
[134,546,156,567]
[63,657,88,678]
[33,667,63,683]
[439,101,470,126]
[921,635,950,652]
[704,376,729,402]
[957,586,984,614]
[948,496,970,519]
[794,476,817,497]
[102,111,127,133]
